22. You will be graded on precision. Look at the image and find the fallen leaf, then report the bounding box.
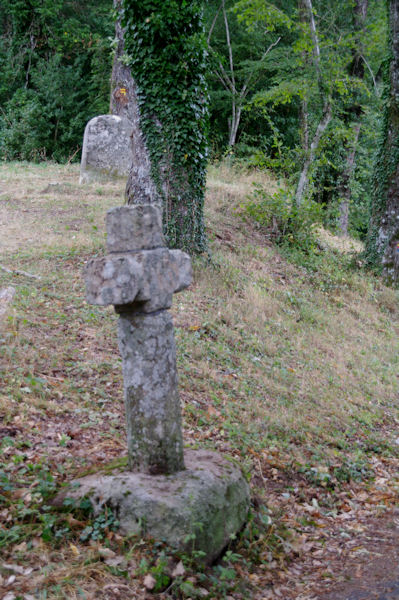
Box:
[144,574,156,590]
[105,556,126,568]
[3,564,26,575]
[172,560,185,578]
[207,406,221,417]
[13,542,27,553]
[98,547,116,559]
[69,544,80,556]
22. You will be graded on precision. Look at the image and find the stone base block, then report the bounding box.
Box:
[56,450,250,563]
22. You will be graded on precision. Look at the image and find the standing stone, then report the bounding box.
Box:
[118,310,184,474]
[84,203,190,474]
[79,115,133,184]
[58,449,250,564]
[55,203,250,562]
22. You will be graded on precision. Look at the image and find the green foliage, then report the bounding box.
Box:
[243,184,323,252]
[229,0,387,239]
[0,433,121,550]
[0,437,68,548]
[205,0,294,158]
[300,457,372,489]
[233,0,292,31]
[121,0,209,252]
[79,507,120,542]
[137,551,172,592]
[0,0,112,162]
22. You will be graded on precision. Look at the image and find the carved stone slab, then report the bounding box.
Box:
[106,205,164,252]
[84,248,192,311]
[84,205,192,312]
[79,115,133,184]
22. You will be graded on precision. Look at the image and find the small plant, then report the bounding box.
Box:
[333,458,372,483]
[300,457,373,488]
[149,551,172,592]
[79,506,120,542]
[243,184,323,253]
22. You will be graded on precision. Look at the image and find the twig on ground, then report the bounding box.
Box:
[0,263,41,280]
[67,145,81,165]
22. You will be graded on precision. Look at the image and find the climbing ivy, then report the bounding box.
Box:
[121,0,209,253]
[365,0,399,273]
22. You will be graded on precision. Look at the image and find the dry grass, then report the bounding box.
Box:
[0,162,124,256]
[0,161,399,599]
[315,226,364,254]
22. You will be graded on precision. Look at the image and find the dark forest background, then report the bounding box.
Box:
[0,0,387,239]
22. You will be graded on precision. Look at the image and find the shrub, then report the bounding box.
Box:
[243,184,323,252]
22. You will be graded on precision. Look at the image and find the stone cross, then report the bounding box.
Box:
[84,204,191,474]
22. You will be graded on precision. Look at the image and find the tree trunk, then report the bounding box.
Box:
[111,0,159,205]
[298,0,309,153]
[366,0,399,282]
[295,103,332,206]
[113,0,208,254]
[228,104,241,147]
[295,0,332,207]
[338,124,361,236]
[337,0,368,234]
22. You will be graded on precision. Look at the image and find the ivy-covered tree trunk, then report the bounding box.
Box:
[366,0,399,282]
[119,0,209,254]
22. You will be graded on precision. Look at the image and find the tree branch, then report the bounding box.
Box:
[303,0,321,77]
[0,264,41,280]
[207,1,223,44]
[222,0,236,94]
[360,53,379,95]
[241,36,281,99]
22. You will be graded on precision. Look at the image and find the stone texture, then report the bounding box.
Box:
[84,203,193,475]
[0,287,15,325]
[117,311,184,474]
[79,115,133,184]
[55,449,250,563]
[106,205,164,253]
[84,248,192,312]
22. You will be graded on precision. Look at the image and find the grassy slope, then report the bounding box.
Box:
[0,161,398,599]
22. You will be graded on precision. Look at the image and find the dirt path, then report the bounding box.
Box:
[318,511,399,600]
